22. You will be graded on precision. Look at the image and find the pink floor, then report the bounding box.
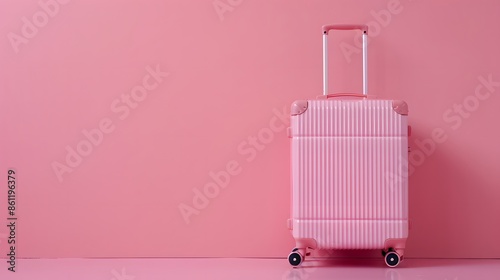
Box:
[1,258,499,280]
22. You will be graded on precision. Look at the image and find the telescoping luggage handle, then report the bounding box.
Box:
[322,24,368,96]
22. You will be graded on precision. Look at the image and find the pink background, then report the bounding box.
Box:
[0,0,499,259]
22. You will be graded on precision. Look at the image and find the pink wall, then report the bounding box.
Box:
[0,0,499,259]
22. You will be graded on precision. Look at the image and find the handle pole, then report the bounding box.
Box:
[362,32,367,95]
[322,24,369,96]
[323,33,328,96]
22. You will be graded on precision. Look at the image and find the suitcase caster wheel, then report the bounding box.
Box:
[385,251,401,267]
[288,252,303,267]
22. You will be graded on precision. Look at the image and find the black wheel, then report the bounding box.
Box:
[288,252,303,267]
[385,252,400,267]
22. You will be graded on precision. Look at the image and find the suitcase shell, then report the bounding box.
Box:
[288,97,409,248]
[287,24,409,267]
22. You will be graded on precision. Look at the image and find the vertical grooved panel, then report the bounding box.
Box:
[291,99,409,249]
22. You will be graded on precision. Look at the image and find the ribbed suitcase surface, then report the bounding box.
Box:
[290,99,408,249]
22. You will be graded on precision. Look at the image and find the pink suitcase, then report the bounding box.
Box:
[287,24,409,267]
